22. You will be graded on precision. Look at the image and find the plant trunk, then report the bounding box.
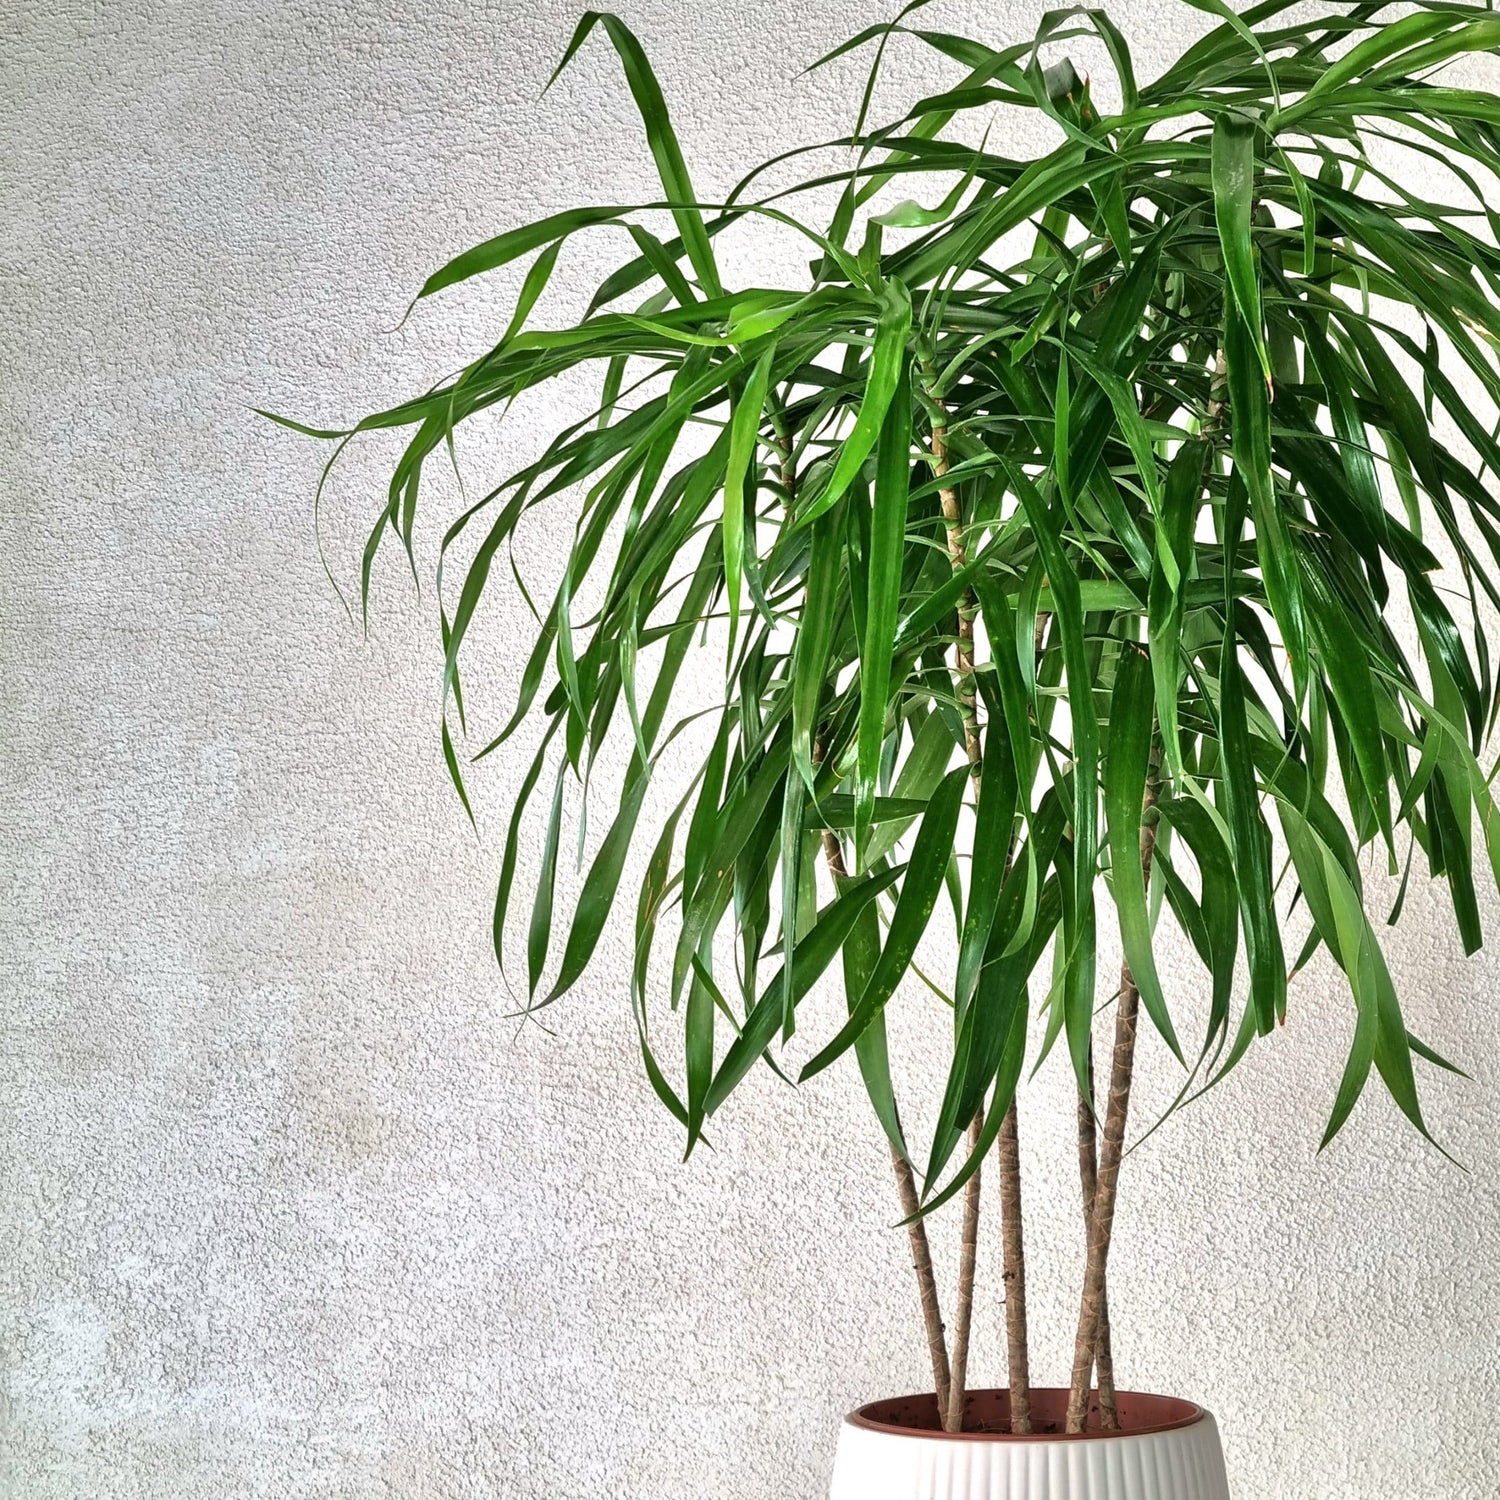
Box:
[931,372,1052,1433]
[1065,355,1220,1430]
[890,1137,954,1420]
[946,1111,984,1432]
[993,611,1051,1433]
[1076,1050,1118,1429]
[1065,762,1161,1432]
[997,1097,1032,1432]
[926,371,1009,1433]
[819,822,952,1417]
[1065,970,1139,1432]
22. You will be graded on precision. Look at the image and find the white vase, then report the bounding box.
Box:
[829,1388,1231,1500]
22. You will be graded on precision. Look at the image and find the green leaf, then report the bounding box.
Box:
[416,205,630,303]
[1156,795,1239,1054]
[953,716,1019,1016]
[493,721,563,975]
[1277,12,1500,131]
[549,13,723,298]
[527,763,569,996]
[1148,440,1208,776]
[916,996,1030,1218]
[839,871,909,1158]
[790,512,844,793]
[1408,1031,1469,1080]
[1225,307,1306,697]
[1057,341,1165,543]
[855,355,915,857]
[706,864,903,1112]
[779,771,808,1039]
[1215,487,1285,1034]
[1300,562,1393,852]
[927,804,1066,1189]
[798,279,912,526]
[673,739,790,1006]
[1006,461,1098,1096]
[684,946,717,1151]
[971,575,1038,810]
[1106,643,1180,1060]
[440,715,476,828]
[540,760,654,1007]
[860,710,960,869]
[723,345,775,648]
[800,766,968,1081]
[805,795,938,828]
[1212,110,1271,389]
[1287,815,1435,1152]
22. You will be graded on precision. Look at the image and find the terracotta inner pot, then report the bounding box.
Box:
[848,1388,1203,1440]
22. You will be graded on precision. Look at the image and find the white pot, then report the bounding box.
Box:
[829,1388,1230,1500]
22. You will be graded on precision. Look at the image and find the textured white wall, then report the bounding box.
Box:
[3,2,1499,1497]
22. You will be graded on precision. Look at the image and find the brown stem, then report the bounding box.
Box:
[925,372,994,1432]
[1065,977,1139,1432]
[931,371,1045,1436]
[946,1110,984,1433]
[890,1131,954,1419]
[812,332,967,1410]
[1065,761,1161,1433]
[997,1099,1032,1432]
[819,821,952,1416]
[1076,1050,1118,1430]
[1060,353,1216,1436]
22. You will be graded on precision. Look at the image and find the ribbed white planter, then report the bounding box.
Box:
[830,1389,1231,1500]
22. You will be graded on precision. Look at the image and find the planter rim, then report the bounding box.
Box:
[844,1387,1206,1442]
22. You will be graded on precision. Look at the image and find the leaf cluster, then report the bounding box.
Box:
[276,0,1500,1194]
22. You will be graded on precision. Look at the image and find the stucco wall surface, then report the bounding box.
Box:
[2,2,1498,1497]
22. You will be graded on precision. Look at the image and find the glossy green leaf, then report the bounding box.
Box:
[282,0,1500,1162]
[801,767,968,1081]
[840,872,910,1158]
[723,345,775,646]
[1148,440,1208,775]
[1215,488,1285,1034]
[1006,461,1098,1096]
[790,503,844,793]
[540,761,654,1008]
[1212,109,1271,388]
[527,763,568,996]
[799,279,912,526]
[706,864,903,1111]
[854,355,915,856]
[1225,303,1306,695]
[1106,643,1180,1059]
[953,717,1019,1016]
[549,13,723,298]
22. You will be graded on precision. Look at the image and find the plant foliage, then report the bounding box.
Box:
[276,0,1500,1197]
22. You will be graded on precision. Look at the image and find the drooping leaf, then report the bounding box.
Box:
[548,13,723,298]
[1211,109,1271,388]
[801,767,968,1080]
[854,354,915,857]
[1106,642,1180,1060]
[281,0,1500,1162]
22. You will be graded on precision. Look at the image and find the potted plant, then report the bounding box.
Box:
[272,1,1500,1493]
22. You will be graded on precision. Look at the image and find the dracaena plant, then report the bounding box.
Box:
[275,0,1500,1436]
